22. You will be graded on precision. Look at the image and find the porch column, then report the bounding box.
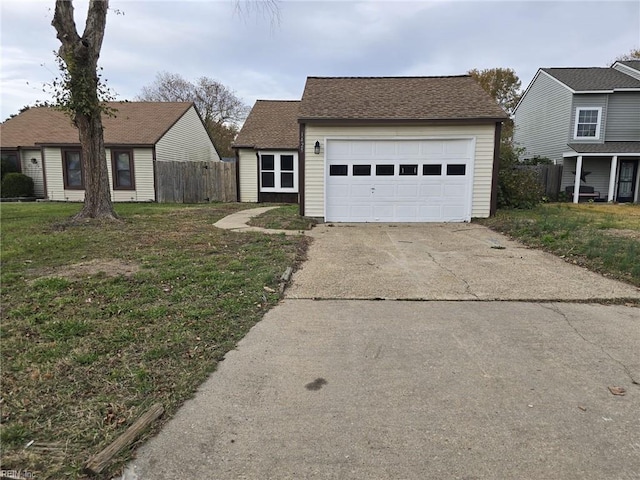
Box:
[573,155,583,204]
[607,155,618,202]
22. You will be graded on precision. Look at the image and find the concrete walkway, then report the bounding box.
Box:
[213,206,307,236]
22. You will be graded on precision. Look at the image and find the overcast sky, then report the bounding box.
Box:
[1,0,638,121]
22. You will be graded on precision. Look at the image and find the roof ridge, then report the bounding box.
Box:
[306,75,470,79]
[255,99,300,103]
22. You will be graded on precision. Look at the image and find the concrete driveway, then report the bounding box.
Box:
[124,223,640,480]
[287,223,640,301]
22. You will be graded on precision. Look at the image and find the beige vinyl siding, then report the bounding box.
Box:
[238,148,258,202]
[570,94,608,144]
[44,147,156,202]
[44,147,83,202]
[606,92,640,141]
[20,149,45,197]
[513,71,573,163]
[107,148,156,202]
[156,106,220,163]
[304,124,496,219]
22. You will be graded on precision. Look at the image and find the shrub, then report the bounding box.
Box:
[1,173,35,198]
[497,143,544,209]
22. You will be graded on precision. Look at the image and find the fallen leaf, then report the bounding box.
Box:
[608,386,626,396]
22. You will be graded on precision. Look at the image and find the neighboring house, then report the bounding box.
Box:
[514,61,640,203]
[234,76,507,222]
[0,102,220,202]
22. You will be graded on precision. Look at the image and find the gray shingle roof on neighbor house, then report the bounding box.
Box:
[0,102,194,148]
[298,76,508,122]
[567,142,640,154]
[232,100,300,150]
[618,60,640,71]
[542,68,640,91]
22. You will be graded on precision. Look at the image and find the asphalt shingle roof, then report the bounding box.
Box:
[567,142,640,154]
[298,76,508,121]
[232,100,300,150]
[618,60,640,71]
[0,102,193,148]
[542,68,640,91]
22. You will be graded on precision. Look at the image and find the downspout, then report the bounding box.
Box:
[298,122,305,216]
[41,147,49,200]
[234,148,240,202]
[255,151,260,203]
[152,145,158,202]
[489,122,502,216]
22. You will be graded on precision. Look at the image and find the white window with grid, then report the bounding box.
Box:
[573,107,602,139]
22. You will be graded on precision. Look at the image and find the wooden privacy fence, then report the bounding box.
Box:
[517,164,564,200]
[155,161,237,203]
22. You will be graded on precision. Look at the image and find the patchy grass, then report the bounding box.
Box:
[247,204,318,231]
[477,203,640,287]
[0,202,310,479]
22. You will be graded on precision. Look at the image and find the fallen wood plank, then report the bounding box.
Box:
[84,403,164,475]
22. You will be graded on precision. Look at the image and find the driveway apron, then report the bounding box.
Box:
[123,223,640,480]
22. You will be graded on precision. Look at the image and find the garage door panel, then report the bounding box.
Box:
[445,140,472,155]
[398,141,420,155]
[327,141,351,156]
[443,183,467,198]
[375,142,397,155]
[396,184,419,198]
[325,139,473,222]
[420,184,444,197]
[349,184,373,198]
[373,184,395,197]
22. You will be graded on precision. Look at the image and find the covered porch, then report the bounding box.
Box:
[562,142,640,203]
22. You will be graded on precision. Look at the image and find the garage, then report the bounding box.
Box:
[325,139,474,222]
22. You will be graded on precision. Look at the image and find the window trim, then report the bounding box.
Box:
[111,149,136,190]
[62,149,84,190]
[573,107,602,140]
[259,151,298,193]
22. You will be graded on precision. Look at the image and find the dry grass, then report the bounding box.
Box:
[478,202,640,286]
[0,202,310,479]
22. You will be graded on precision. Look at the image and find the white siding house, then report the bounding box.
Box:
[234,77,506,222]
[0,102,221,202]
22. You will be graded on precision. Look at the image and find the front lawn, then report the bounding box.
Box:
[0,202,309,479]
[478,203,640,287]
[246,204,317,231]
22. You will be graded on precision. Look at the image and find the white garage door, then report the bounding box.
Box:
[325,139,474,222]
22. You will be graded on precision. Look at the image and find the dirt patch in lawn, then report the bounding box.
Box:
[34,259,140,282]
[604,229,640,240]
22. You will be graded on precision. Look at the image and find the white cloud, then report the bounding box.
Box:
[1,0,639,119]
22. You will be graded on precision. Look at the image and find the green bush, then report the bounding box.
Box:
[1,173,35,198]
[497,143,544,209]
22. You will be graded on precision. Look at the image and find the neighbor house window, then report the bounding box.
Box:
[63,149,83,189]
[574,107,602,139]
[1,151,21,173]
[111,149,135,189]
[259,152,298,192]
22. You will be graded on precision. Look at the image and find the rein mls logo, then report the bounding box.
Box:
[0,470,34,479]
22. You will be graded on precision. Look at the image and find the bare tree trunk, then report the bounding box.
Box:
[52,0,118,221]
